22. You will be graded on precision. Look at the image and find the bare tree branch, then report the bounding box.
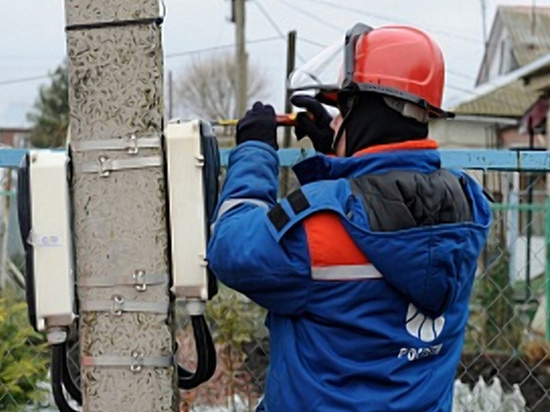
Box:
[175,53,269,120]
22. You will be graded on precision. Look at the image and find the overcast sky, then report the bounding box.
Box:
[1,0,548,127]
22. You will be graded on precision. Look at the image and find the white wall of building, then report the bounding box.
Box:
[430,118,496,148]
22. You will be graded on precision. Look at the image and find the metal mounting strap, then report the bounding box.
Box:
[80,296,169,315]
[66,16,164,32]
[75,155,163,177]
[78,271,169,292]
[81,353,172,373]
[70,135,162,154]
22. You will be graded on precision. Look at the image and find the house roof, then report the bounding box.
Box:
[500,6,550,67]
[450,49,550,118]
[0,128,31,133]
[452,6,550,118]
[451,80,539,118]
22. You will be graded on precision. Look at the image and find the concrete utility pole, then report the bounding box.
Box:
[64,1,175,411]
[234,0,248,117]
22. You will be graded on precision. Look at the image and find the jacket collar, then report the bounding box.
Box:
[293,139,441,185]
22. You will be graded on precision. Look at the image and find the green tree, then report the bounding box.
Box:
[27,63,69,148]
[0,287,49,411]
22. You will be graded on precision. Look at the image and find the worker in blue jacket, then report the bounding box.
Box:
[207,23,491,412]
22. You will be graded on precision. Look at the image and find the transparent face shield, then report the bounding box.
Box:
[288,23,374,96]
[287,40,345,122]
[288,24,375,151]
[287,39,344,96]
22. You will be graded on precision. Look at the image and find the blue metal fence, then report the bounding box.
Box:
[3,147,550,410]
[2,148,548,170]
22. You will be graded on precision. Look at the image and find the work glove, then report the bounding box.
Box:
[236,102,278,150]
[291,94,334,154]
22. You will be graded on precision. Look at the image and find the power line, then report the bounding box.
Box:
[0,75,50,87]
[165,36,280,58]
[298,0,482,45]
[0,39,282,86]
[253,0,286,40]
[277,0,342,32]
[252,0,307,63]
[300,37,327,48]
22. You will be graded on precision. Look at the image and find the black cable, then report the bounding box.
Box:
[177,315,216,388]
[61,345,82,405]
[177,315,217,389]
[51,344,79,412]
[177,318,207,386]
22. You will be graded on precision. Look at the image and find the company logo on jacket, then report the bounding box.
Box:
[398,304,445,362]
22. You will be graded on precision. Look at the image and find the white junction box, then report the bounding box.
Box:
[165,121,209,301]
[22,150,75,331]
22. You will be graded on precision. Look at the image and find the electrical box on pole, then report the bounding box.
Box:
[18,150,75,333]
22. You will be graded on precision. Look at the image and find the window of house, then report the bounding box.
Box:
[518,173,546,237]
[13,133,30,148]
[498,37,516,75]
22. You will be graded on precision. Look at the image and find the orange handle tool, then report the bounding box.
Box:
[214,112,312,127]
[276,112,314,126]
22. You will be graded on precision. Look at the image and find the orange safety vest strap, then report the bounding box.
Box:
[303,212,370,268]
[353,139,438,157]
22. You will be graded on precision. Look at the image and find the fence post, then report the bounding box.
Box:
[0,168,11,290]
[545,197,550,342]
[64,1,176,410]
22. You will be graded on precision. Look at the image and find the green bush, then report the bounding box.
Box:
[0,288,49,411]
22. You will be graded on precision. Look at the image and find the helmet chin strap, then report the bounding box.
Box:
[382,96,429,124]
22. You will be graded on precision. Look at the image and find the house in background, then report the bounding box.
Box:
[0,127,31,148]
[432,5,550,151]
[431,5,550,286]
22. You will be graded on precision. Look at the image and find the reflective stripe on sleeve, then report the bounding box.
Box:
[311,264,383,281]
[212,198,270,231]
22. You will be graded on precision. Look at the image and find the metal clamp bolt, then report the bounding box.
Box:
[130,350,143,373]
[126,134,138,155]
[98,156,111,178]
[112,295,124,316]
[133,269,147,292]
[195,154,205,167]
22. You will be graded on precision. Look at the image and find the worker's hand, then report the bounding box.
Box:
[291,95,334,154]
[236,102,279,150]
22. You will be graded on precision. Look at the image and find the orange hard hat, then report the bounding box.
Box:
[290,23,452,120]
[352,24,445,108]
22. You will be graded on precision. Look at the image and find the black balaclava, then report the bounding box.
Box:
[343,92,429,156]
